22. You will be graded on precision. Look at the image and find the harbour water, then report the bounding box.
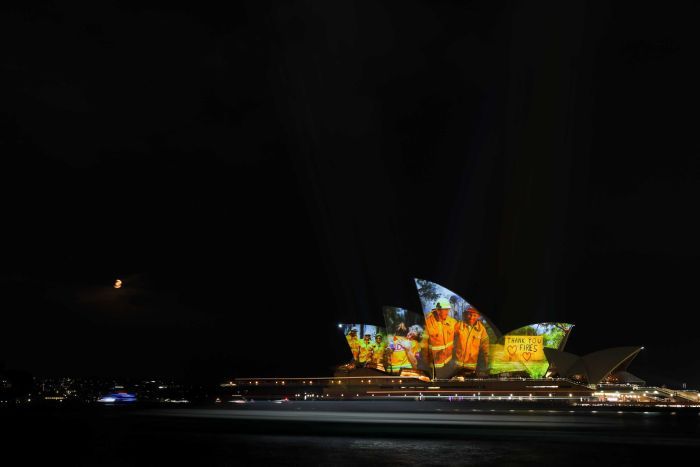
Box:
[3,402,698,465]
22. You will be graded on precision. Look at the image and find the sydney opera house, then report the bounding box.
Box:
[230,279,699,406]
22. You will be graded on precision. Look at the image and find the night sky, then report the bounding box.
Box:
[2,1,699,386]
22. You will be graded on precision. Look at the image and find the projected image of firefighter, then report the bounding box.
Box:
[425,301,458,378]
[415,279,500,379]
[365,328,388,372]
[341,324,361,364]
[357,325,385,369]
[382,307,429,375]
[338,323,385,369]
[454,306,490,376]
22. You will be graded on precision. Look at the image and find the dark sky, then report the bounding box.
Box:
[2,1,699,386]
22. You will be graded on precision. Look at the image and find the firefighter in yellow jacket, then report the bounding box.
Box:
[425,302,457,370]
[346,328,361,362]
[387,323,416,374]
[368,334,386,371]
[357,333,374,367]
[455,306,489,373]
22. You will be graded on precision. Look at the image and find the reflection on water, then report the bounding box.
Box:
[293,437,501,465]
[223,434,686,466]
[3,407,698,466]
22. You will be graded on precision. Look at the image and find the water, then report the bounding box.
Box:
[3,403,698,465]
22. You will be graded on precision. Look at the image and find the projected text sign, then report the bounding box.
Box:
[504,335,544,361]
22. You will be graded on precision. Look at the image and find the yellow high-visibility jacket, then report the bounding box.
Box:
[370,343,386,364]
[358,339,373,363]
[346,335,361,360]
[389,336,414,370]
[425,312,457,367]
[455,320,489,369]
